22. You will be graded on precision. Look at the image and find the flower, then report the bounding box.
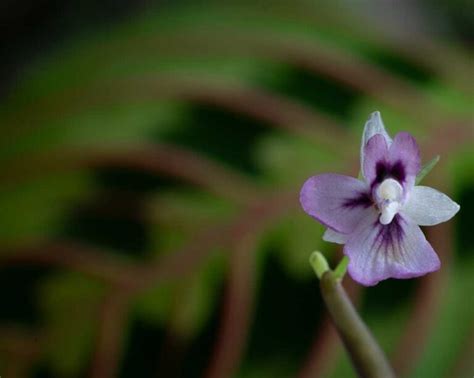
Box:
[300,111,460,286]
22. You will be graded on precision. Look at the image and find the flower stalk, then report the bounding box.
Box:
[310,252,395,378]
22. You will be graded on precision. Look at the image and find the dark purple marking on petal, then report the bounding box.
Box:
[372,214,406,270]
[300,173,375,234]
[389,132,421,179]
[344,211,440,286]
[390,161,406,182]
[372,215,405,254]
[343,191,373,209]
[375,161,388,183]
[373,159,406,188]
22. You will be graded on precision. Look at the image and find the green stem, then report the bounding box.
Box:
[319,271,395,378]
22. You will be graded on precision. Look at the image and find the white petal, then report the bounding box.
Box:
[402,186,460,226]
[360,111,393,175]
[323,228,348,244]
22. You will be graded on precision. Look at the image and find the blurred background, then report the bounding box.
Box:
[0,1,473,377]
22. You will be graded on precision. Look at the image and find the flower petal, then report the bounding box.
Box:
[344,214,440,286]
[363,134,389,184]
[360,111,392,174]
[364,131,421,191]
[402,186,460,226]
[323,228,348,244]
[388,132,421,188]
[300,174,373,234]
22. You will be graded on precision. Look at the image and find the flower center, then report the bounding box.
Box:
[376,178,403,225]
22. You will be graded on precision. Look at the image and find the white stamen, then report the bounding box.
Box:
[379,202,400,225]
[376,179,403,225]
[377,178,403,201]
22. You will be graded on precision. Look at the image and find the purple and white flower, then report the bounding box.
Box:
[300,111,460,286]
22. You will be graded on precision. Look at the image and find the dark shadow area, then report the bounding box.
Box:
[61,204,149,256]
[362,277,416,316]
[0,266,53,325]
[161,103,270,175]
[181,286,226,378]
[455,184,473,260]
[259,65,360,121]
[0,0,153,98]
[119,319,165,378]
[242,251,324,375]
[363,48,435,84]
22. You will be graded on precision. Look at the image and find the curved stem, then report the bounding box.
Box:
[319,271,395,378]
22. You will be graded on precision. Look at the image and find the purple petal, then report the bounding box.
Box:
[363,132,421,191]
[360,111,392,175]
[344,214,440,286]
[300,174,373,234]
[363,134,389,184]
[388,132,421,188]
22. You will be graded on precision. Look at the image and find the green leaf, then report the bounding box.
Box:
[134,253,225,339]
[267,212,330,280]
[255,133,344,186]
[169,253,225,338]
[133,282,175,326]
[148,190,236,254]
[0,102,185,161]
[0,173,91,247]
[39,273,105,376]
